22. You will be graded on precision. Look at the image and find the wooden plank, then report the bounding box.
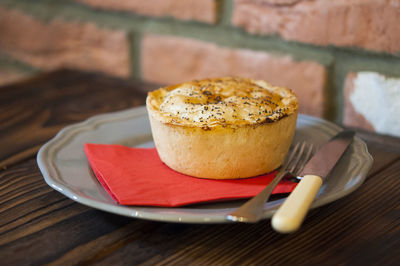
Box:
[364,141,400,176]
[0,159,398,265]
[355,127,400,152]
[0,69,154,169]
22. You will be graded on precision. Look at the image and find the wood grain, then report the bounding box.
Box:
[0,69,155,169]
[0,158,399,265]
[0,70,399,265]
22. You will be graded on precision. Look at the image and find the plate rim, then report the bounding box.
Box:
[37,107,373,224]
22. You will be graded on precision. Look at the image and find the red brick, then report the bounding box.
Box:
[0,7,130,78]
[233,0,400,55]
[141,34,327,117]
[75,0,217,24]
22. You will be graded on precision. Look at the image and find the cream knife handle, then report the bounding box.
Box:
[271,175,323,233]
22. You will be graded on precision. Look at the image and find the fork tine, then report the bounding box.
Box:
[287,141,306,173]
[292,142,313,174]
[305,143,314,161]
[292,144,313,176]
[284,142,301,167]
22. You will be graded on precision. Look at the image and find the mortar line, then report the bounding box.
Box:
[128,32,143,81]
[2,0,399,66]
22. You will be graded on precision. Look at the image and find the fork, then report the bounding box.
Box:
[226,141,314,223]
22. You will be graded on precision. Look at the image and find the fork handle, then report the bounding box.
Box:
[271,175,322,233]
[226,170,288,223]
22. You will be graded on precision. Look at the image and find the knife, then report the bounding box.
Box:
[271,130,355,233]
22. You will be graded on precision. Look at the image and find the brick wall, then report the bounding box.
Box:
[0,0,399,136]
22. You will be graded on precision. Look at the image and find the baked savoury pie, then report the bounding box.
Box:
[146,77,298,179]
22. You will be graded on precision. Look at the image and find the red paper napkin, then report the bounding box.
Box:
[84,143,297,207]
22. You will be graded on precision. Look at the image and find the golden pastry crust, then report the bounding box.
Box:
[146,77,298,179]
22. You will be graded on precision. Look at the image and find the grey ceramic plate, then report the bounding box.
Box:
[37,106,373,224]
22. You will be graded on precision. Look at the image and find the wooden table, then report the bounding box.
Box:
[1,70,399,265]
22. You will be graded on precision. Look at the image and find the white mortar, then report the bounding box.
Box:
[350,72,400,137]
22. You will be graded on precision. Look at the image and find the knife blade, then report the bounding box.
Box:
[271,130,355,233]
